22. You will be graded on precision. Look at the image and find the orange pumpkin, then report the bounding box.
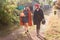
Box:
[20,12,25,17]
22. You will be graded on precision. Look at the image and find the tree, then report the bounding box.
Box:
[0,0,19,27]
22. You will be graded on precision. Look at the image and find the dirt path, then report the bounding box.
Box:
[0,15,48,40]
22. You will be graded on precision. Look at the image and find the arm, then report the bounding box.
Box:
[41,9,46,24]
[40,9,46,24]
[33,10,36,25]
[41,9,44,19]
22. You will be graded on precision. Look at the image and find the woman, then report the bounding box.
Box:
[20,7,32,33]
[33,4,46,40]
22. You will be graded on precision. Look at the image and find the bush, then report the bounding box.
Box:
[0,0,19,26]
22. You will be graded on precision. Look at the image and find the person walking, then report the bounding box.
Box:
[33,4,46,39]
[20,6,32,33]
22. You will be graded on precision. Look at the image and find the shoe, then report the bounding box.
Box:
[37,34,43,40]
[40,35,47,40]
[37,34,40,38]
[25,30,29,34]
[37,34,47,40]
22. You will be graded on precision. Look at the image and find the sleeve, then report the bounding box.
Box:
[33,10,36,25]
[41,10,46,24]
[41,9,44,19]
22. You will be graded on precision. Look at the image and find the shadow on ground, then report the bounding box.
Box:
[0,24,33,40]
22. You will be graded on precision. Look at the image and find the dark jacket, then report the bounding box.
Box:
[33,8,44,25]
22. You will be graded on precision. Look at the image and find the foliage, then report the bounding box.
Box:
[0,0,19,26]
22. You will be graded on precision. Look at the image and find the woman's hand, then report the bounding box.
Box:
[42,19,46,25]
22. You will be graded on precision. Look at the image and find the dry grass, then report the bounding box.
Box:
[44,13,60,40]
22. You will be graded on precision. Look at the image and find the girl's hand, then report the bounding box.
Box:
[31,13,33,16]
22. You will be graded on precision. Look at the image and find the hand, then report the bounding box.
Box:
[31,13,33,16]
[42,19,46,25]
[42,19,45,21]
